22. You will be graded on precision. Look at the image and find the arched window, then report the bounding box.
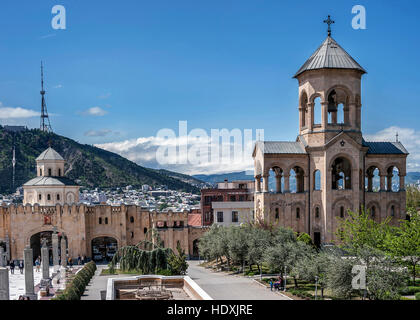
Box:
[315,207,320,219]
[105,217,108,224]
[39,194,42,201]
[47,194,51,201]
[131,232,134,238]
[270,167,284,193]
[371,206,376,218]
[144,228,148,234]
[48,168,52,176]
[314,170,321,190]
[332,157,352,190]
[290,166,305,193]
[296,208,300,219]
[366,166,380,192]
[275,208,279,220]
[386,166,399,192]
[58,169,62,176]
[340,206,344,218]
[391,205,395,217]
[99,217,102,224]
[57,194,60,201]
[300,92,308,128]
[130,216,134,223]
[40,169,43,176]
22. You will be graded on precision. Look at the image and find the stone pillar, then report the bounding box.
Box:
[321,102,328,129]
[60,235,67,269]
[399,174,405,191]
[52,232,59,273]
[255,177,261,193]
[41,241,49,281]
[284,174,290,193]
[5,235,10,262]
[262,175,269,193]
[275,175,282,193]
[380,174,386,191]
[24,246,37,300]
[0,248,5,267]
[0,267,9,300]
[307,102,313,131]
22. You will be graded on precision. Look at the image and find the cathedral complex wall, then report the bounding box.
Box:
[0,204,207,261]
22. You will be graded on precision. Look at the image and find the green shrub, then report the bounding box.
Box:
[415,292,420,300]
[399,286,420,295]
[54,261,97,300]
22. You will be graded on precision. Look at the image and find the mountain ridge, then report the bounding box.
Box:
[0,126,201,194]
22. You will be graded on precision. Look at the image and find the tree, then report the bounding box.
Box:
[326,253,355,299]
[246,227,271,273]
[387,210,420,285]
[167,242,188,275]
[295,250,331,298]
[335,207,392,254]
[227,226,249,271]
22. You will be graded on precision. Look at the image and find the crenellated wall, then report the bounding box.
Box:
[0,204,207,261]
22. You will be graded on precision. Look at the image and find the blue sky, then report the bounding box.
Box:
[1,0,419,173]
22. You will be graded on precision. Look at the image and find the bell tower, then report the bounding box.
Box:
[294,16,366,147]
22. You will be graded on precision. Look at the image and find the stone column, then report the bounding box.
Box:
[321,102,328,129]
[0,267,9,300]
[255,177,261,193]
[60,235,67,269]
[307,102,313,131]
[275,175,282,193]
[262,175,269,193]
[41,240,50,281]
[5,235,10,262]
[380,174,386,191]
[24,246,36,300]
[399,174,405,191]
[52,232,59,273]
[284,174,290,193]
[0,247,5,267]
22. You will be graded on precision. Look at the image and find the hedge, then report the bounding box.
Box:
[416,292,420,300]
[398,286,420,296]
[53,261,97,300]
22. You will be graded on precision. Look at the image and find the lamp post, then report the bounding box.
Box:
[283,266,287,292]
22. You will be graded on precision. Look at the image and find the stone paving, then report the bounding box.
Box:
[6,266,54,300]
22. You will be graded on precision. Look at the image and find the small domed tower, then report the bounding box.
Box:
[36,147,65,177]
[23,147,79,206]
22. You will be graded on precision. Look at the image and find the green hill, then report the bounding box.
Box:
[0,126,200,194]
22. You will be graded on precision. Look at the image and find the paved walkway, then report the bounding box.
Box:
[81,264,129,300]
[187,261,291,300]
[6,266,54,300]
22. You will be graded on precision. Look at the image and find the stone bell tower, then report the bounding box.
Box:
[295,15,366,147]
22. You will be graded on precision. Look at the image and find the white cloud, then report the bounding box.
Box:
[364,126,420,172]
[80,106,108,117]
[0,103,39,119]
[54,84,63,89]
[96,134,254,175]
[84,129,113,137]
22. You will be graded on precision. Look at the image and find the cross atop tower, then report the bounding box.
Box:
[323,15,335,37]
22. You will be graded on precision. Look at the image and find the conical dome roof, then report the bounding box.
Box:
[294,36,366,78]
[36,147,64,161]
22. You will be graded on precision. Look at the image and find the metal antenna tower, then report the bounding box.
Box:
[40,61,52,132]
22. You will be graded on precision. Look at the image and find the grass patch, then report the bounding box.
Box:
[100,269,143,276]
